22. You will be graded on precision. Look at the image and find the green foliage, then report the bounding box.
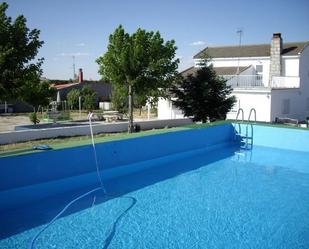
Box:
[21,80,56,112]
[67,89,80,110]
[81,86,96,111]
[111,85,128,113]
[0,2,44,100]
[97,25,179,132]
[171,65,236,123]
[110,84,147,114]
[29,112,40,125]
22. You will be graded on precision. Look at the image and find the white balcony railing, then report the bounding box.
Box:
[221,75,300,89]
[221,75,264,89]
[271,76,300,88]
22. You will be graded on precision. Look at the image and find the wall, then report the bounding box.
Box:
[237,124,309,152]
[197,57,271,87]
[158,89,272,122]
[0,124,234,210]
[270,89,303,121]
[1,123,309,210]
[227,90,272,122]
[0,119,193,145]
[299,45,309,118]
[157,97,185,119]
[270,46,309,122]
[282,56,299,76]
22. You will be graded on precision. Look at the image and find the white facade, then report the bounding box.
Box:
[158,37,309,123]
[226,89,271,122]
[157,97,185,119]
[270,46,309,121]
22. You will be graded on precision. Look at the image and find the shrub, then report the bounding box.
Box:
[29,112,40,125]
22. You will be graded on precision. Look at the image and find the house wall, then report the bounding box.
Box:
[270,46,309,122]
[159,49,306,122]
[58,82,112,104]
[158,91,272,122]
[300,45,309,118]
[226,90,272,122]
[196,57,271,87]
[270,89,303,121]
[282,56,299,76]
[157,97,185,119]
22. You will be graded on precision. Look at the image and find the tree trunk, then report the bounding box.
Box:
[128,85,134,133]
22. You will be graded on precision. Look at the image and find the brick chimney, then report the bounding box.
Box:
[269,33,283,80]
[78,68,83,83]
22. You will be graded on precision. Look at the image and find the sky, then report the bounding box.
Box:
[5,0,309,80]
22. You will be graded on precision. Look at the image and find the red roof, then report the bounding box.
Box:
[51,83,79,90]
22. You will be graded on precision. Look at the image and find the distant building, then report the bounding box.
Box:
[52,69,112,107]
[158,33,309,122]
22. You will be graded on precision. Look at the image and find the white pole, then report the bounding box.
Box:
[170,100,173,119]
[4,101,7,113]
[79,96,82,119]
[147,103,150,120]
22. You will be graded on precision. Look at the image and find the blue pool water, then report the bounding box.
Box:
[1,141,309,248]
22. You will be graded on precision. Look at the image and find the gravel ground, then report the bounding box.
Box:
[0,114,32,132]
[0,110,156,132]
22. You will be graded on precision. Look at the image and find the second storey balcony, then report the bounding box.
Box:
[221,75,300,89]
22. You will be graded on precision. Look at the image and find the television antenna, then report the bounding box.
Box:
[72,56,76,80]
[236,28,243,75]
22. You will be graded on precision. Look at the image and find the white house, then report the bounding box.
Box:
[158,33,309,122]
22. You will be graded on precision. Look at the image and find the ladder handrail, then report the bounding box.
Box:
[248,108,256,122]
[245,108,256,149]
[234,108,257,150]
[236,108,244,122]
[234,108,244,137]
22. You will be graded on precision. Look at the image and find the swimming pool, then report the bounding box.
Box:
[0,123,309,248]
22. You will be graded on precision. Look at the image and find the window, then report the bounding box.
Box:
[256,65,263,74]
[282,99,290,115]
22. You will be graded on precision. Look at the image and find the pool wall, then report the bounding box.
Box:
[250,125,309,152]
[1,123,308,210]
[0,124,234,210]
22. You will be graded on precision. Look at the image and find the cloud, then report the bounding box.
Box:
[59,52,90,57]
[76,43,86,47]
[190,41,206,46]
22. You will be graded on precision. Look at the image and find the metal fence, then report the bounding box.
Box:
[221,75,264,88]
[222,75,300,89]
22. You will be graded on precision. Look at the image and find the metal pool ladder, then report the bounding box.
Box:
[234,108,256,150]
[235,108,244,136]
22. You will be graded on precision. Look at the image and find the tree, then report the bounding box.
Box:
[81,86,96,111]
[171,64,236,123]
[67,89,81,110]
[21,80,56,112]
[111,85,128,114]
[97,25,179,133]
[0,2,44,101]
[111,84,147,115]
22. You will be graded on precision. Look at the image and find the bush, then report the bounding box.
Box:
[67,89,80,110]
[29,112,40,125]
[81,86,96,111]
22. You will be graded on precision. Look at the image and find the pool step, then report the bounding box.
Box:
[235,134,253,149]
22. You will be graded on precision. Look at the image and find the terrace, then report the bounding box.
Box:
[222,75,300,89]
